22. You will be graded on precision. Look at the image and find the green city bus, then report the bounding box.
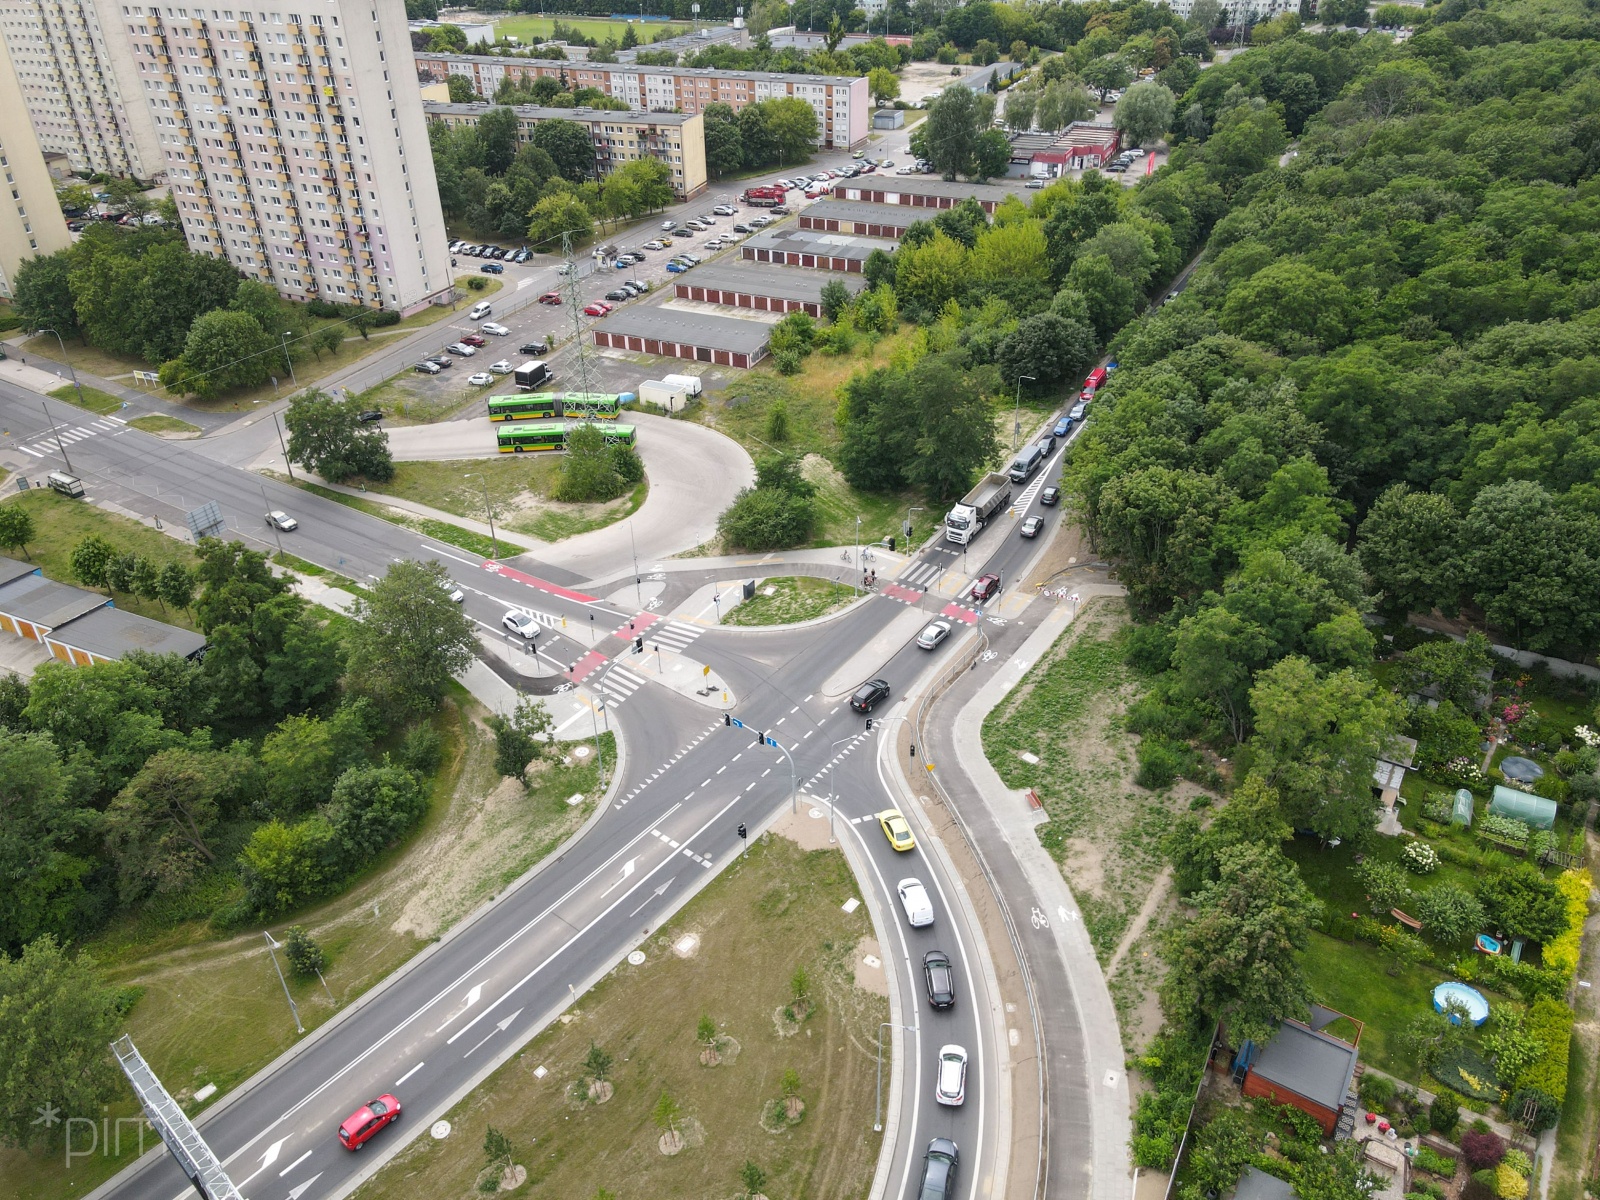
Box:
[497,423,637,452]
[487,393,561,421]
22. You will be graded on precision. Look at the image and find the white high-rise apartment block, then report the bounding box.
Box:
[122,0,451,311]
[0,30,71,296]
[0,0,162,177]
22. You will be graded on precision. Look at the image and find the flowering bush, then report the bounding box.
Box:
[1542,869,1592,986]
[1402,842,1440,874]
[1438,757,1487,789]
[1575,725,1600,749]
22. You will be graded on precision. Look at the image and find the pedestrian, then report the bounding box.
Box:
[869,569,876,587]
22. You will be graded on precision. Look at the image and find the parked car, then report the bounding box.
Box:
[338,1094,400,1150]
[446,343,476,356]
[917,621,952,650]
[661,219,677,230]
[488,360,513,374]
[537,291,562,305]
[426,354,453,369]
[898,878,934,927]
[643,240,666,251]
[582,302,610,316]
[850,678,891,712]
[713,203,736,215]
[265,510,298,532]
[733,223,754,234]
[968,574,1000,604]
[606,289,632,302]
[357,409,383,423]
[923,950,956,1008]
[771,205,791,215]
[935,1046,968,1106]
[414,360,442,374]
[518,342,547,355]
[666,261,689,273]
[877,809,916,852]
[480,262,503,274]
[685,220,707,231]
[468,371,495,386]
[1020,515,1044,538]
[1026,178,1046,189]
[460,334,486,347]
[625,280,650,294]
[502,612,539,638]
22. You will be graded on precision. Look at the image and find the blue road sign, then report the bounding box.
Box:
[764,736,779,748]
[730,717,746,729]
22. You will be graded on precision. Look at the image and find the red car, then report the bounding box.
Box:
[460,333,487,347]
[582,301,613,317]
[537,291,562,305]
[338,1094,400,1150]
[968,574,1000,604]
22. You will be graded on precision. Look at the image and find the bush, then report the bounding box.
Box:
[1542,868,1590,985]
[716,486,814,551]
[1429,1089,1461,1135]
[1356,859,1413,913]
[1461,1131,1506,1170]
[400,722,443,774]
[1359,1073,1397,1110]
[283,925,326,977]
[1508,1087,1560,1132]
[465,276,488,291]
[1502,1150,1532,1177]
[1518,999,1574,1103]
[1494,1164,1529,1200]
[239,816,336,914]
[1414,884,1486,944]
[1402,841,1440,873]
[1135,738,1189,789]
[325,765,428,867]
[1415,1146,1458,1177]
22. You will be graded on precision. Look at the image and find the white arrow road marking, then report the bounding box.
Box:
[463,1008,525,1058]
[287,1172,323,1199]
[600,858,637,898]
[433,982,485,1034]
[233,1137,289,1189]
[630,876,675,918]
[278,1149,313,1177]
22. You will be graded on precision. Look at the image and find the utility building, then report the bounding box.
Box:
[672,263,862,318]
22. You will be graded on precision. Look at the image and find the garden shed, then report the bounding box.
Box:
[1233,1017,1361,1136]
[1488,785,1556,829]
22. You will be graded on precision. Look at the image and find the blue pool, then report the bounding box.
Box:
[1433,982,1490,1026]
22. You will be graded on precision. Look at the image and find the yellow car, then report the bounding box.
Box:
[878,809,916,852]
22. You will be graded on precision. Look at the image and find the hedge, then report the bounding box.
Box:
[1518,998,1574,1103]
[1542,868,1590,984]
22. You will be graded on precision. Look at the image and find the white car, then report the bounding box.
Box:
[488,360,513,374]
[468,371,495,386]
[898,878,934,928]
[264,510,298,532]
[712,203,736,216]
[440,578,465,603]
[935,1045,968,1106]
[502,612,539,638]
[917,620,952,650]
[643,240,666,250]
[480,322,510,336]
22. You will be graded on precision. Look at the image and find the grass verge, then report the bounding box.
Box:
[49,383,123,416]
[127,414,200,435]
[351,833,884,1200]
[282,477,503,559]
[724,576,857,626]
[0,489,201,628]
[0,708,608,1200]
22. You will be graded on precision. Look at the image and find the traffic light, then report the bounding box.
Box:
[737,822,747,840]
[754,729,763,747]
[723,712,731,727]
[865,718,873,732]
[634,636,644,654]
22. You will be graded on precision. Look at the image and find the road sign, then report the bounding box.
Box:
[702,664,711,676]
[764,736,779,748]
[729,716,746,729]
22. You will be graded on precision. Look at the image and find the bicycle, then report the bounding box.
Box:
[861,548,876,562]
[840,549,853,563]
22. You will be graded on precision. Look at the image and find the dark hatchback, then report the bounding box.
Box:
[850,678,891,712]
[923,950,956,1008]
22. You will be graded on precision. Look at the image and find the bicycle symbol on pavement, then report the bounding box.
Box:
[980,650,998,663]
[987,617,1007,627]
[1030,907,1049,930]
[645,598,662,610]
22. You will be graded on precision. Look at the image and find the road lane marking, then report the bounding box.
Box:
[278,1149,313,1177]
[394,1062,425,1088]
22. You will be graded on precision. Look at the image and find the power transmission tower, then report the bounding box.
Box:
[561,229,596,404]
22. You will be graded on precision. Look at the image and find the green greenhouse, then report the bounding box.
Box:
[1488,785,1557,830]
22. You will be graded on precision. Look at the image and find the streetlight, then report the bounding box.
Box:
[904,506,923,550]
[465,471,499,558]
[280,332,298,388]
[875,1021,917,1132]
[263,931,305,1034]
[825,733,860,843]
[1012,374,1036,452]
[273,410,295,481]
[38,397,74,475]
[37,328,88,414]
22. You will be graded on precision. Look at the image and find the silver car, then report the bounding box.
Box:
[935,1045,968,1106]
[917,621,952,650]
[502,612,539,638]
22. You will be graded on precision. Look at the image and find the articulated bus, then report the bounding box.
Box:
[487,392,631,422]
[497,423,638,453]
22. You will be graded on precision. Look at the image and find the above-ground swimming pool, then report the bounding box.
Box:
[1433,982,1490,1025]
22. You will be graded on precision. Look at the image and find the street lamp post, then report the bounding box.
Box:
[37,328,88,413]
[280,332,299,388]
[875,1021,917,1132]
[825,733,859,843]
[273,411,295,481]
[263,931,305,1034]
[465,472,499,557]
[38,398,73,476]
[1012,374,1036,452]
[754,727,798,814]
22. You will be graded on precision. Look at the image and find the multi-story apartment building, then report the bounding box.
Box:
[0,0,162,178]
[0,30,70,297]
[413,52,870,151]
[121,0,451,312]
[424,102,707,198]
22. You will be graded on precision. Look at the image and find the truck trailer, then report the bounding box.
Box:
[945,472,1012,545]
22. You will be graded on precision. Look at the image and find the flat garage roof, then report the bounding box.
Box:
[0,572,107,628]
[597,306,773,355]
[836,177,1017,204]
[802,198,919,227]
[743,226,898,262]
[50,606,208,661]
[676,264,865,303]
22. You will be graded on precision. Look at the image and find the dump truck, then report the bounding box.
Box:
[945,472,1011,545]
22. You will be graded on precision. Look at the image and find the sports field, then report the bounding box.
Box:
[490,14,691,44]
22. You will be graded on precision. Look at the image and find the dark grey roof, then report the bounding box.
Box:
[802,199,918,228]
[833,177,1017,203]
[48,606,207,661]
[1234,1167,1296,1200]
[742,226,898,262]
[0,555,42,589]
[597,306,772,354]
[0,572,108,628]
[1250,1020,1359,1112]
[674,263,864,303]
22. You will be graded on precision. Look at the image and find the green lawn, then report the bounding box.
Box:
[127,413,200,435]
[724,576,857,626]
[50,383,123,416]
[489,15,689,43]
[277,477,503,559]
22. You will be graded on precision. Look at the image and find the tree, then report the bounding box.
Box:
[652,1090,682,1135]
[556,423,627,502]
[1478,864,1565,944]
[820,279,853,323]
[1393,633,1494,713]
[445,73,478,103]
[1162,841,1319,1046]
[1114,82,1176,146]
[283,926,327,977]
[70,535,117,592]
[103,748,237,901]
[584,1041,613,1082]
[0,507,35,560]
[478,106,520,175]
[164,309,274,398]
[483,1125,515,1173]
[972,38,999,65]
[1082,56,1133,101]
[971,129,1011,182]
[324,765,428,867]
[0,936,124,1149]
[487,697,556,784]
[702,103,744,177]
[923,84,980,179]
[867,66,900,106]
[1220,261,1353,353]
[717,485,815,551]
[526,190,593,247]
[1005,86,1037,132]
[1357,486,1466,617]
[1414,884,1487,944]
[998,313,1098,389]
[740,1160,769,1199]
[345,560,478,719]
[284,390,395,483]
[764,96,821,166]
[239,817,336,914]
[11,251,78,336]
[310,324,344,359]
[259,707,371,816]
[1400,1008,1468,1074]
[0,731,96,955]
[157,561,195,614]
[1248,657,1405,845]
[1066,253,1139,344]
[906,354,1000,502]
[530,120,596,183]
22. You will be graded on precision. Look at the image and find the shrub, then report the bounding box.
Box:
[1518,999,1574,1103]
[239,816,336,914]
[1414,884,1486,944]
[465,276,488,291]
[1135,738,1189,789]
[1415,1146,1458,1177]
[1356,859,1414,913]
[1508,1087,1560,1132]
[1402,841,1440,873]
[1423,793,1456,824]
[1461,1131,1506,1170]
[1359,1073,1397,1109]
[1502,1150,1532,1177]
[1542,868,1591,985]
[1429,1090,1461,1135]
[400,722,443,774]
[1494,1164,1529,1200]
[283,925,326,977]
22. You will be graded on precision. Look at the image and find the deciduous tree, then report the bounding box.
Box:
[345,560,478,718]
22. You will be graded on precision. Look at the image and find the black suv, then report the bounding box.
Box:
[850,678,891,713]
[923,951,956,1009]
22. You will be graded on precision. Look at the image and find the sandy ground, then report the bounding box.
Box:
[899,60,981,104]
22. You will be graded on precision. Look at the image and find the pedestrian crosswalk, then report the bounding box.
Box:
[597,665,647,704]
[19,414,126,459]
[898,559,952,588]
[642,620,702,654]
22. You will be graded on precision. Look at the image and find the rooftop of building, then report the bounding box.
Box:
[423,101,698,125]
[743,225,898,261]
[597,305,773,354]
[1246,1018,1360,1112]
[413,49,860,86]
[833,176,1018,202]
[0,572,108,629]
[48,605,207,661]
[674,262,865,302]
[802,198,920,226]
[0,556,41,590]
